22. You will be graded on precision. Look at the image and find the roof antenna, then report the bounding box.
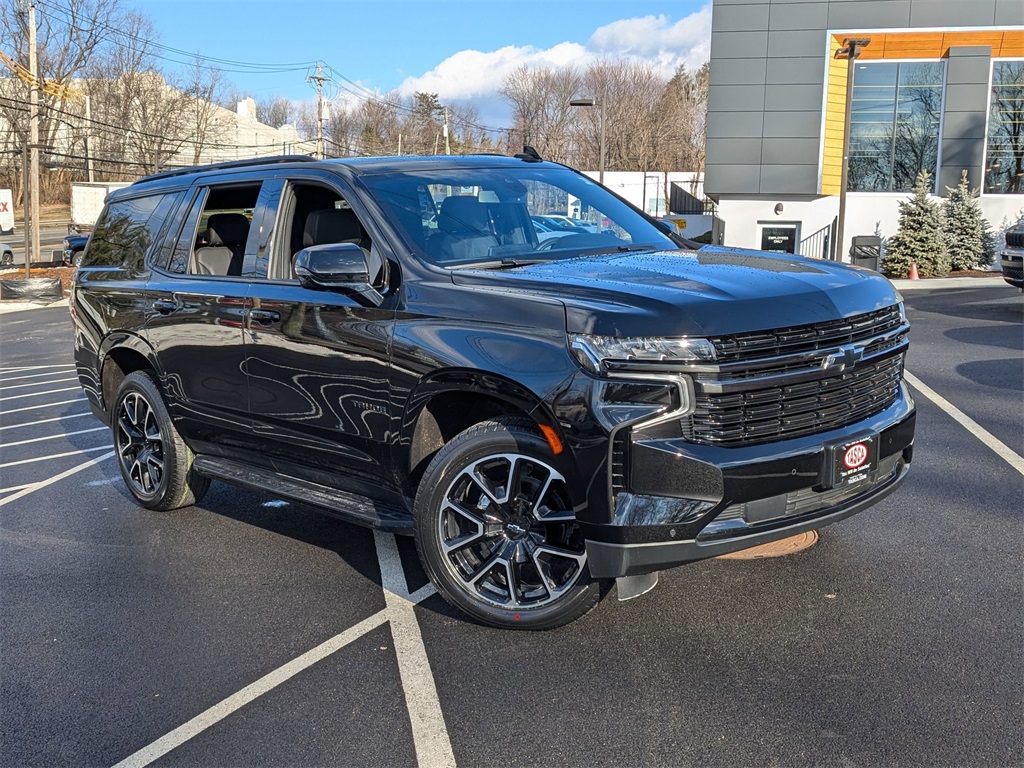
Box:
[514,145,543,162]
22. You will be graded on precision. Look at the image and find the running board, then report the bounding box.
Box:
[192,455,414,534]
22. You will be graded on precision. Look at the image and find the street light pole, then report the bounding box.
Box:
[834,37,870,262]
[570,97,606,185]
[27,0,39,270]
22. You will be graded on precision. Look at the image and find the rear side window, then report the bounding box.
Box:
[82,194,174,272]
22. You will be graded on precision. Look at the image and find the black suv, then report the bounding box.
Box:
[72,154,915,629]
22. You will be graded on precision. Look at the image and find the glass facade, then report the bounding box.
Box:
[985,61,1024,195]
[848,61,945,192]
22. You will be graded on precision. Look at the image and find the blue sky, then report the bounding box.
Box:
[129,0,711,123]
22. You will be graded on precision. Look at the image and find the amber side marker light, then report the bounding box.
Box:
[539,424,564,455]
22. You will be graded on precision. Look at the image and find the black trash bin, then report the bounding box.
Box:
[850,235,881,271]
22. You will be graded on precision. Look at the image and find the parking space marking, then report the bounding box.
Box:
[0,451,114,508]
[0,386,85,402]
[0,483,33,494]
[1,397,86,415]
[111,611,391,768]
[905,370,1024,475]
[0,364,75,374]
[1,445,112,469]
[109,535,447,768]
[0,412,92,431]
[375,531,456,768]
[0,370,79,384]
[2,426,108,448]
[0,376,77,391]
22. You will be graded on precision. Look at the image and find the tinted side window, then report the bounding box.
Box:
[82,195,167,271]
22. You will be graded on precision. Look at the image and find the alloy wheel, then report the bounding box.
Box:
[437,453,586,609]
[115,391,165,497]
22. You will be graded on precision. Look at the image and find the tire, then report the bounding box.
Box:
[111,370,210,511]
[414,418,600,630]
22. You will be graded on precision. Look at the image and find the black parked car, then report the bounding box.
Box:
[1000,224,1023,289]
[71,154,915,629]
[62,234,89,266]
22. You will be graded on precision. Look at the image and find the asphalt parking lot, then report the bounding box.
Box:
[1,282,1021,767]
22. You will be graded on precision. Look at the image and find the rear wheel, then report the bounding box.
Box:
[414,418,599,630]
[112,371,210,511]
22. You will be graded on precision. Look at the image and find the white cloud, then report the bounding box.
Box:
[394,4,712,124]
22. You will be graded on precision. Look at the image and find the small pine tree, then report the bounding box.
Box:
[943,171,992,270]
[882,171,950,279]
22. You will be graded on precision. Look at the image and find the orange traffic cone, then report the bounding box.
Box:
[908,263,920,280]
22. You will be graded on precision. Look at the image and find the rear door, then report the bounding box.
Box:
[240,171,399,501]
[144,181,262,452]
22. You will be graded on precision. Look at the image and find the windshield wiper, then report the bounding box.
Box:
[453,258,544,270]
[576,244,660,257]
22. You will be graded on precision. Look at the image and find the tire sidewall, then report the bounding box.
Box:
[112,372,174,506]
[415,421,599,630]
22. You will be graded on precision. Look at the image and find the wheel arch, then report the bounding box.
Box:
[98,332,159,414]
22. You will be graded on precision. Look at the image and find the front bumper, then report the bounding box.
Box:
[1000,251,1023,288]
[583,392,916,578]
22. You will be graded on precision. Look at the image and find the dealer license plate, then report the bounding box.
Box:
[828,435,878,488]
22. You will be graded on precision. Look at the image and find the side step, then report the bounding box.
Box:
[193,455,414,534]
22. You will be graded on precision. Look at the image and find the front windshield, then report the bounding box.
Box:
[360,165,677,267]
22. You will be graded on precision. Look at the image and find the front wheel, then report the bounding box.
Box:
[414,419,600,630]
[112,371,210,511]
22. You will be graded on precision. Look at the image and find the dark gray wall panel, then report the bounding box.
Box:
[767,2,830,30]
[764,83,825,111]
[827,1,911,28]
[938,45,992,192]
[708,112,767,138]
[910,0,996,26]
[945,83,992,113]
[709,84,768,112]
[994,0,1024,25]
[709,57,769,86]
[713,2,772,31]
[707,138,765,165]
[940,112,988,142]
[705,164,762,194]
[759,164,819,193]
[762,111,823,138]
[766,57,827,85]
[767,29,829,57]
[762,137,824,165]
[711,30,770,58]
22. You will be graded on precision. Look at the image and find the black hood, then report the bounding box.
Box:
[451,246,901,337]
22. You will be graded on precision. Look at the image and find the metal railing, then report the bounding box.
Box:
[799,218,837,260]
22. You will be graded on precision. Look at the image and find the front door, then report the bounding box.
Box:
[241,174,397,500]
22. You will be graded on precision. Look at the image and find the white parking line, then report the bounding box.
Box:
[0,445,113,469]
[0,412,92,431]
[0,483,33,494]
[0,386,84,402]
[0,364,75,374]
[111,611,391,768]
[0,370,79,384]
[0,397,86,415]
[1,426,108,448]
[0,451,115,508]
[375,531,455,768]
[0,376,77,391]
[905,371,1024,476]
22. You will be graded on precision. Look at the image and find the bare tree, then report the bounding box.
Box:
[499,65,583,162]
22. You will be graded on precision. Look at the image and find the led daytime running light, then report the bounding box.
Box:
[569,334,716,372]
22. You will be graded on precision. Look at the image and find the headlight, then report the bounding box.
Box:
[897,300,907,325]
[569,333,717,373]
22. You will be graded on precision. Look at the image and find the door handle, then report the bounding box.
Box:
[152,300,178,315]
[248,309,281,325]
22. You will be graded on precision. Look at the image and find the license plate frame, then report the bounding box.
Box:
[827,434,878,489]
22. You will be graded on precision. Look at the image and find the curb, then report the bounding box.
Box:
[0,297,70,314]
[889,276,1009,291]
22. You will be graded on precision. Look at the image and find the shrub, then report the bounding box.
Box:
[943,171,994,270]
[882,171,950,279]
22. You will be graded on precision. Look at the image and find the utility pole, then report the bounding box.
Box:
[443,107,451,155]
[21,139,30,276]
[84,94,94,182]
[27,0,39,269]
[308,63,328,160]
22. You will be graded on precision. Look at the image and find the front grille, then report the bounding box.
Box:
[681,306,908,447]
[1005,231,1024,249]
[708,305,902,363]
[1003,266,1024,281]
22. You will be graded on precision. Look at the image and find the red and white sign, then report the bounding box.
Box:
[843,443,869,470]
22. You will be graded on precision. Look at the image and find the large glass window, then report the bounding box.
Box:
[848,61,945,192]
[985,61,1024,195]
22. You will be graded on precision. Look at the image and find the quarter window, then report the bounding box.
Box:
[848,61,945,193]
[82,194,170,271]
[985,61,1024,195]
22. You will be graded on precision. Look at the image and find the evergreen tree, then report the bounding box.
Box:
[882,171,950,279]
[943,171,992,270]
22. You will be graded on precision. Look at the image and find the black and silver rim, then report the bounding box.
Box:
[437,453,586,610]
[115,391,165,497]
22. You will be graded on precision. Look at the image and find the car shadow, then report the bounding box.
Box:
[954,358,1024,392]
[944,325,1024,351]
[904,286,1023,324]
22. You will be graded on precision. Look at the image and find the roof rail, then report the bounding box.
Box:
[132,155,315,185]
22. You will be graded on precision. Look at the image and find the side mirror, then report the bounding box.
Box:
[293,243,384,307]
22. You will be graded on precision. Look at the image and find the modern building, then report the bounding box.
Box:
[704,0,1024,261]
